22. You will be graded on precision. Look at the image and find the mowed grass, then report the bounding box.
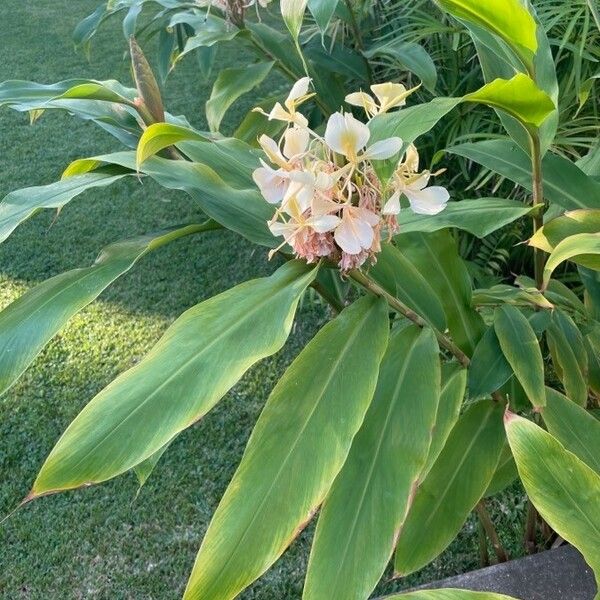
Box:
[0,3,527,598]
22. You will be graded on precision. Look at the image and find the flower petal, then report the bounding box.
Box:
[283,126,309,159]
[363,137,403,160]
[258,134,286,167]
[405,185,449,215]
[253,166,288,204]
[287,77,311,106]
[382,191,401,215]
[345,91,378,115]
[310,214,341,233]
[324,112,370,159]
[334,216,363,254]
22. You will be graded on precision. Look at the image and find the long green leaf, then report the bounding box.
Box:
[206,61,274,132]
[435,0,538,70]
[464,74,554,130]
[0,171,129,244]
[485,440,518,497]
[394,401,505,577]
[419,364,467,481]
[541,387,600,474]
[395,232,485,355]
[543,233,600,288]
[183,295,389,600]
[0,223,216,398]
[505,413,600,584]
[369,242,447,332]
[304,324,441,600]
[397,198,536,238]
[382,589,521,600]
[448,140,600,211]
[307,0,339,34]
[468,327,513,400]
[136,123,207,167]
[530,210,600,257]
[494,305,546,408]
[63,151,274,247]
[31,260,318,496]
[546,311,588,406]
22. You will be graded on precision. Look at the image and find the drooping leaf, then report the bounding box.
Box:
[397,198,536,238]
[0,171,129,245]
[369,242,447,332]
[546,310,588,406]
[464,74,555,131]
[205,62,274,132]
[394,401,505,577]
[468,327,513,400]
[183,296,389,600]
[133,442,170,488]
[472,285,553,310]
[434,0,538,72]
[63,151,274,247]
[419,364,467,480]
[505,413,600,583]
[31,260,318,496]
[172,15,239,62]
[136,123,207,167]
[543,233,600,287]
[304,325,440,600]
[395,232,485,355]
[541,388,600,473]
[381,589,521,600]
[448,140,600,211]
[529,210,600,270]
[307,0,339,34]
[364,41,437,93]
[0,223,216,398]
[281,0,309,43]
[494,305,546,408]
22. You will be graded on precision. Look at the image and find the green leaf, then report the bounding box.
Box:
[0,223,216,398]
[541,387,600,474]
[304,325,441,600]
[468,327,513,400]
[546,311,588,406]
[31,260,318,496]
[369,242,447,332]
[505,412,600,584]
[364,41,437,93]
[448,140,600,211]
[205,62,274,132]
[585,328,600,398]
[494,305,546,408]
[543,233,600,288]
[464,74,555,131]
[0,171,129,245]
[398,198,537,238]
[381,589,521,600]
[530,210,600,262]
[419,364,467,480]
[172,15,239,62]
[63,151,274,247]
[129,37,165,124]
[395,232,485,355]
[183,295,389,600]
[369,97,461,146]
[136,123,207,167]
[435,0,538,71]
[394,401,505,577]
[485,440,518,497]
[281,0,309,43]
[472,285,553,310]
[133,442,170,488]
[307,0,339,34]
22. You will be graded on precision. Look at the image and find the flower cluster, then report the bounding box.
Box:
[252,78,449,271]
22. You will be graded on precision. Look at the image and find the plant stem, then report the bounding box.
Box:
[478,518,490,567]
[343,0,365,51]
[476,501,509,563]
[524,501,538,554]
[349,269,471,368]
[528,133,546,290]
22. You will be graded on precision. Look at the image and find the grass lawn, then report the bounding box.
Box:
[0,2,527,598]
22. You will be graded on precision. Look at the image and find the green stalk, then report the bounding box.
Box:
[476,501,509,563]
[528,132,546,290]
